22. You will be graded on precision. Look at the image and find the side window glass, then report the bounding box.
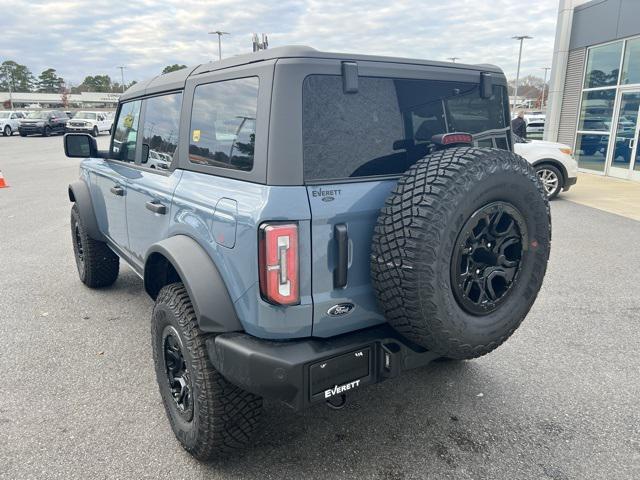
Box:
[141,92,182,169]
[189,77,258,171]
[110,100,142,162]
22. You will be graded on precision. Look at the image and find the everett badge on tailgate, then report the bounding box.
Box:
[311,188,342,202]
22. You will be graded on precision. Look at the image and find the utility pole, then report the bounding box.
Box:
[209,31,230,60]
[512,35,533,110]
[541,67,551,109]
[118,66,126,93]
[447,57,459,63]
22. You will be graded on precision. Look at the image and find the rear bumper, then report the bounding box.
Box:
[206,324,439,411]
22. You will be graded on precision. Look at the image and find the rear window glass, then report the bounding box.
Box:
[302,75,510,181]
[189,77,258,171]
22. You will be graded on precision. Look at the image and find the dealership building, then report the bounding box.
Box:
[546,0,640,181]
[0,91,120,110]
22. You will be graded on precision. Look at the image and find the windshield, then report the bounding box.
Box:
[74,112,97,120]
[27,111,48,119]
[0,112,10,118]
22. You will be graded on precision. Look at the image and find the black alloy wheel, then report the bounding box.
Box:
[451,201,527,316]
[162,324,194,422]
[73,223,85,269]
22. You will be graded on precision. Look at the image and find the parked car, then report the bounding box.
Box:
[513,135,578,199]
[526,120,545,139]
[66,111,112,137]
[63,46,551,461]
[19,110,68,136]
[0,110,24,136]
[146,149,171,170]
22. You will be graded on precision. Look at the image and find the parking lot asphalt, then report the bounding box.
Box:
[1,135,639,480]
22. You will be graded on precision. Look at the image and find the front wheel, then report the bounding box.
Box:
[92,126,99,137]
[152,283,263,461]
[535,164,563,199]
[70,204,119,287]
[43,126,51,137]
[3,125,11,136]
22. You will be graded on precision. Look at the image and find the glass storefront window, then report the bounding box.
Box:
[575,133,610,172]
[621,38,640,85]
[584,42,623,88]
[577,89,616,131]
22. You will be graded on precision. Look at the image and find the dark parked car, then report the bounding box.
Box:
[19,110,68,137]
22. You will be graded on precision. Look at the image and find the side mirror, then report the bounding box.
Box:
[64,133,101,158]
[141,143,150,164]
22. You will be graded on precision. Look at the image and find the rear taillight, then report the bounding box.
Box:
[259,223,299,305]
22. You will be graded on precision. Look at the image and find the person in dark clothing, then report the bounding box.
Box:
[511,110,527,139]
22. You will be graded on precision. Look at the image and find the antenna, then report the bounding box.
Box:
[252,33,269,52]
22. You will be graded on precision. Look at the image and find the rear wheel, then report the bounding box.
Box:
[372,147,551,359]
[70,204,119,287]
[152,283,263,461]
[3,125,11,136]
[535,164,563,199]
[92,126,99,137]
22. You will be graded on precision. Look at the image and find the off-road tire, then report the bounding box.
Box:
[371,147,551,359]
[70,204,119,287]
[152,283,263,461]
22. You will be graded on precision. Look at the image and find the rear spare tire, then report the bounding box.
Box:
[371,147,551,359]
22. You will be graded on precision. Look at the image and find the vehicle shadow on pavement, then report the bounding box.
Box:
[201,359,541,480]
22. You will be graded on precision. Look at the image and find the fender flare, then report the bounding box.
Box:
[144,235,244,333]
[68,181,105,241]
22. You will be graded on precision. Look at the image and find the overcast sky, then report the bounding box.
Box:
[0,0,560,85]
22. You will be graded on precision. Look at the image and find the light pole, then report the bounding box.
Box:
[209,31,230,60]
[447,57,459,63]
[118,66,126,93]
[512,35,533,110]
[541,67,551,109]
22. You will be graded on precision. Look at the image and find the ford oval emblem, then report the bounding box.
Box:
[328,303,355,317]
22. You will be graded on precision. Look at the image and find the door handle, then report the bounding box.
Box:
[333,223,348,289]
[110,185,124,196]
[630,138,636,150]
[145,201,166,215]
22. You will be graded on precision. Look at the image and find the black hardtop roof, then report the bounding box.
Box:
[120,45,503,101]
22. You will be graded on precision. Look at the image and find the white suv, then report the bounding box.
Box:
[513,135,578,199]
[0,111,24,136]
[66,111,111,137]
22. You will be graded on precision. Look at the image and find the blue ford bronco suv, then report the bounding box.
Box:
[64,46,551,460]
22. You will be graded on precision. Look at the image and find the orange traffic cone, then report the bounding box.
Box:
[0,170,8,188]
